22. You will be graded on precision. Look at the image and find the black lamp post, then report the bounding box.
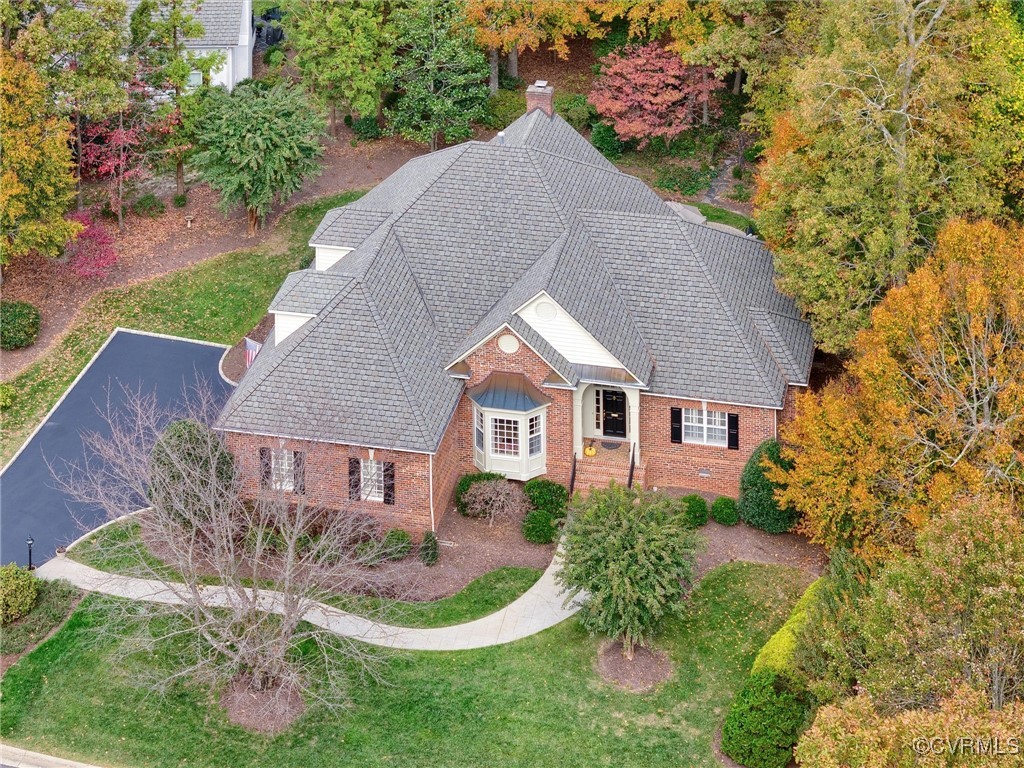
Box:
[26,535,35,571]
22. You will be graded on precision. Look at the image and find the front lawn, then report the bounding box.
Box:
[1,562,809,768]
[0,191,365,466]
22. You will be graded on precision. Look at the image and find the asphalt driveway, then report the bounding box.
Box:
[0,329,234,567]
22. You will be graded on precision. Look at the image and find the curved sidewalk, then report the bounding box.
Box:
[36,551,580,652]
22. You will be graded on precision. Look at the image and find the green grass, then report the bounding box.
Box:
[1,191,365,466]
[695,203,758,235]
[0,562,810,768]
[0,579,80,656]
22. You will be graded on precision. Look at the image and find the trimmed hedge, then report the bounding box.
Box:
[0,301,41,350]
[738,440,798,534]
[381,529,413,561]
[721,669,810,768]
[455,472,505,516]
[419,531,439,566]
[523,478,568,518]
[711,496,739,526]
[522,509,558,544]
[679,494,709,528]
[1,564,38,625]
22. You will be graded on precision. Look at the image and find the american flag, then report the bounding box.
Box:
[244,337,263,368]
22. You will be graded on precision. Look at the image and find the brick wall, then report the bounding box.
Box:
[223,431,435,535]
[638,394,778,497]
[780,384,803,427]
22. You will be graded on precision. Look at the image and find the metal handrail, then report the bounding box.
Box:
[627,444,636,488]
[569,454,578,496]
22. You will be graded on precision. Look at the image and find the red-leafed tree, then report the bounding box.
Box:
[64,209,117,278]
[589,42,723,148]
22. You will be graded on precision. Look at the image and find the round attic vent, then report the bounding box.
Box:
[535,301,557,320]
[497,334,521,354]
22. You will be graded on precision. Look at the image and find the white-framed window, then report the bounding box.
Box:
[475,407,485,451]
[271,448,294,491]
[529,413,543,457]
[683,408,728,446]
[361,458,385,502]
[187,70,203,89]
[491,417,519,457]
[594,388,602,431]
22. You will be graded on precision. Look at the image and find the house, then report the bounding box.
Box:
[217,82,813,535]
[127,0,254,91]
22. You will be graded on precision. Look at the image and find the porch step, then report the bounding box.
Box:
[573,456,642,494]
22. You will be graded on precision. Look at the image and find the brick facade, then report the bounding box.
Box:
[638,394,778,497]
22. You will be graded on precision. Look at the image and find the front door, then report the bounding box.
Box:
[601,389,627,438]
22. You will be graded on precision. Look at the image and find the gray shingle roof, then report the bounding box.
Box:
[219,110,813,450]
[125,0,245,48]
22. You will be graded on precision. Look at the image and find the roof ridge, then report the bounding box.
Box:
[525,145,623,175]
[750,308,798,380]
[684,217,762,243]
[674,220,782,401]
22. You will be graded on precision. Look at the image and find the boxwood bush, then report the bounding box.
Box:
[455,472,505,516]
[523,478,568,518]
[0,383,15,411]
[522,509,558,544]
[721,669,810,768]
[352,115,382,141]
[711,496,739,526]
[0,300,41,350]
[381,528,413,561]
[131,193,165,218]
[679,494,709,528]
[1,564,39,625]
[419,531,439,566]
[738,440,798,533]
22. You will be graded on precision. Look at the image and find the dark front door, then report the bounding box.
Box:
[602,389,627,438]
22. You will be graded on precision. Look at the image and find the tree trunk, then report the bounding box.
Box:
[176,159,186,197]
[732,68,743,95]
[330,104,338,137]
[247,207,259,236]
[76,114,84,210]
[702,71,710,125]
[116,111,125,232]
[488,48,499,94]
[507,47,518,78]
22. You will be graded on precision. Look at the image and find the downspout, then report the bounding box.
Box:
[428,453,436,532]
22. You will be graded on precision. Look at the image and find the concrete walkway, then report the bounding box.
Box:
[0,743,107,768]
[36,550,581,652]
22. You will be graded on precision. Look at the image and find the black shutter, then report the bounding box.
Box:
[293,451,305,494]
[259,448,271,487]
[383,462,395,506]
[348,457,361,501]
[727,413,740,450]
[670,408,682,444]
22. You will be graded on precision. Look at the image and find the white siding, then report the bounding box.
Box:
[517,292,623,368]
[273,311,314,346]
[314,246,354,271]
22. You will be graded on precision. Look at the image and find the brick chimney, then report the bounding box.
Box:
[525,80,554,117]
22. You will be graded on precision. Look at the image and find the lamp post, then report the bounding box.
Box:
[26,535,35,571]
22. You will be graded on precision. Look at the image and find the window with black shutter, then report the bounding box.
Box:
[670,407,682,444]
[727,413,740,450]
[259,447,271,488]
[348,457,361,501]
[293,451,306,494]
[383,462,395,506]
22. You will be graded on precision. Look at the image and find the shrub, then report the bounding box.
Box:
[522,509,558,544]
[149,419,236,527]
[711,496,739,526]
[754,578,823,677]
[484,89,526,129]
[462,479,530,526]
[419,531,439,566]
[172,193,187,208]
[380,529,412,561]
[131,193,165,218]
[498,72,524,91]
[721,669,810,768]
[554,93,596,131]
[343,113,354,127]
[743,141,764,163]
[0,383,15,411]
[590,122,623,159]
[679,494,709,528]
[262,43,284,66]
[355,538,382,566]
[732,164,745,180]
[0,564,38,625]
[64,209,117,278]
[455,472,505,515]
[738,440,798,533]
[0,301,41,350]
[728,183,751,202]
[558,484,704,657]
[352,115,381,141]
[655,163,716,195]
[523,478,568,518]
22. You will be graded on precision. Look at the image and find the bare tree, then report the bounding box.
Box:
[54,383,401,728]
[462,478,530,527]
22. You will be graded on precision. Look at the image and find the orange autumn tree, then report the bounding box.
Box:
[771,219,1024,562]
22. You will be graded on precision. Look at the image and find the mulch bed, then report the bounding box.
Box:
[595,639,675,693]
[221,314,274,384]
[220,675,306,734]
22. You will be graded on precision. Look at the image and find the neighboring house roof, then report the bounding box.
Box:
[125,0,246,48]
[218,108,813,452]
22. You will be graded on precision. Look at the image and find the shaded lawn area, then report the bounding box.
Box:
[0,191,366,466]
[0,579,81,656]
[0,562,810,768]
[695,203,757,235]
[70,519,542,629]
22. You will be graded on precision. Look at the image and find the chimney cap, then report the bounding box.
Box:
[534,80,548,87]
